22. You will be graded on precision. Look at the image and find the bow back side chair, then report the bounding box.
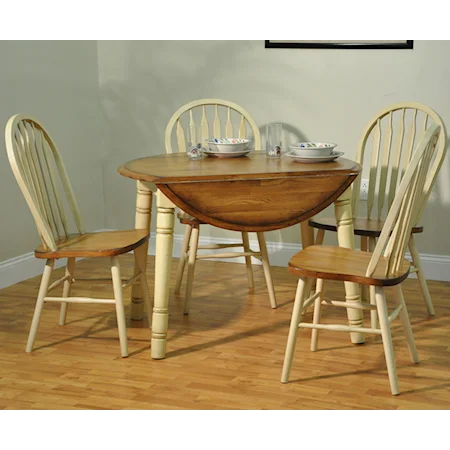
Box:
[5,114,152,357]
[282,124,441,395]
[165,99,277,314]
[309,103,447,316]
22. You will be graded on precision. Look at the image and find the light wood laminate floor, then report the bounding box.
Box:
[0,255,449,409]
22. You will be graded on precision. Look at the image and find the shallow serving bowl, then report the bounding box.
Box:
[289,142,337,157]
[206,138,250,153]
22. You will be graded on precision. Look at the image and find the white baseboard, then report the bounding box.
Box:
[148,232,450,283]
[415,253,450,283]
[1,232,449,290]
[0,252,67,290]
[0,229,110,290]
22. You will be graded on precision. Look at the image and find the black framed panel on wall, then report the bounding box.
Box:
[265,40,414,50]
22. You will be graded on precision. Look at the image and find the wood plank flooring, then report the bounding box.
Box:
[0,254,449,409]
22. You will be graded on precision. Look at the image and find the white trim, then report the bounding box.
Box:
[1,231,449,290]
[0,252,67,290]
[148,232,450,282]
[0,229,110,290]
[413,253,450,282]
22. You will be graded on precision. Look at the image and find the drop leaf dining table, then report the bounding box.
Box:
[118,151,364,359]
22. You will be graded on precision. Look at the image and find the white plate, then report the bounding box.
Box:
[203,148,253,158]
[284,150,344,163]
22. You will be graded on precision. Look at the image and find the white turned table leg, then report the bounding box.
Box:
[334,187,365,344]
[131,181,153,320]
[151,190,175,359]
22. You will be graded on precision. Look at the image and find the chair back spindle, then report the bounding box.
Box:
[5,114,85,252]
[366,124,440,278]
[165,99,261,154]
[351,103,447,223]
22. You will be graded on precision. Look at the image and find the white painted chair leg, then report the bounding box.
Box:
[394,285,419,363]
[310,278,324,352]
[375,286,399,395]
[257,232,277,309]
[360,236,369,307]
[184,226,200,315]
[369,285,377,330]
[59,257,75,326]
[111,256,128,357]
[281,277,312,383]
[241,231,254,290]
[409,235,435,316]
[26,259,54,353]
[174,225,192,294]
[134,245,153,327]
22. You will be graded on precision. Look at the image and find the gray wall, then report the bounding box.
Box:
[0,41,106,260]
[2,40,449,263]
[97,40,450,255]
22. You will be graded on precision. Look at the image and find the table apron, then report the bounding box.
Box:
[156,174,357,232]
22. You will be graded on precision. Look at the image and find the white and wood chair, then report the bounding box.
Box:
[309,103,447,316]
[282,124,441,395]
[165,99,276,314]
[5,114,152,357]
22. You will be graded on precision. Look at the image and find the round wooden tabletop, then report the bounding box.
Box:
[118,152,361,232]
[118,151,361,184]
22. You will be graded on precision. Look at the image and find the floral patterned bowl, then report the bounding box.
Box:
[206,138,251,153]
[289,142,337,156]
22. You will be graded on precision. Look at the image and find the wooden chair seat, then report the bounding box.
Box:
[167,99,277,314]
[34,230,149,259]
[288,245,410,286]
[306,103,447,317]
[308,217,423,237]
[282,124,441,395]
[5,114,152,357]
